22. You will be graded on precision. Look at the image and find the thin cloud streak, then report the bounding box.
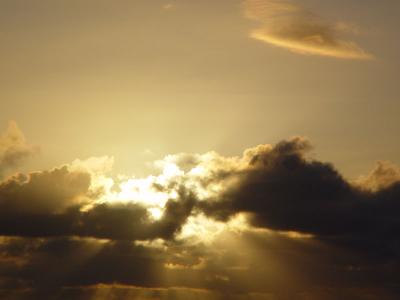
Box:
[243,0,373,59]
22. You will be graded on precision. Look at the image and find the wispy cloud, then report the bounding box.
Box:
[243,0,373,59]
[0,121,37,176]
[163,3,174,10]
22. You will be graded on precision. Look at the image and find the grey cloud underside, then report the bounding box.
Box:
[0,168,195,240]
[0,138,399,299]
[0,233,399,300]
[199,139,400,263]
[200,139,400,236]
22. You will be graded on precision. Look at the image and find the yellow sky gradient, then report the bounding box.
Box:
[1,0,399,179]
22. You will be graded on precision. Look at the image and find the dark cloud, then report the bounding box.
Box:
[0,237,165,299]
[0,166,195,241]
[199,137,400,263]
[1,229,399,300]
[0,135,400,299]
[0,200,193,241]
[0,166,91,214]
[77,188,195,241]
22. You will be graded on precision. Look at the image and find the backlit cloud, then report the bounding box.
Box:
[0,121,37,176]
[243,0,373,59]
[0,124,399,299]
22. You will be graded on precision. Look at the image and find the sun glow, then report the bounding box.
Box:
[86,160,185,220]
[77,151,240,223]
[177,213,249,244]
[110,176,179,220]
[84,152,231,220]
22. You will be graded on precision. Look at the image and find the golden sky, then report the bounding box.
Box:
[1,1,400,299]
[1,0,399,177]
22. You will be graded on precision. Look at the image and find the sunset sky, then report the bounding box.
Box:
[1,1,400,299]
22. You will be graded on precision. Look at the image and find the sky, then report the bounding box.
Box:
[0,1,400,299]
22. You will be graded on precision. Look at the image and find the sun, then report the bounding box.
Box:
[94,161,183,220]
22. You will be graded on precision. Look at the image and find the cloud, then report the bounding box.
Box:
[199,138,400,243]
[1,230,399,300]
[163,3,174,10]
[0,126,399,299]
[355,160,400,191]
[0,164,195,241]
[0,121,37,175]
[0,166,91,215]
[243,0,373,59]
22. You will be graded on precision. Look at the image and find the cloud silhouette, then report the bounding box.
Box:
[0,129,399,299]
[199,138,400,250]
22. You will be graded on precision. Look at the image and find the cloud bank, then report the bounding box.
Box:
[0,123,399,299]
[243,0,373,59]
